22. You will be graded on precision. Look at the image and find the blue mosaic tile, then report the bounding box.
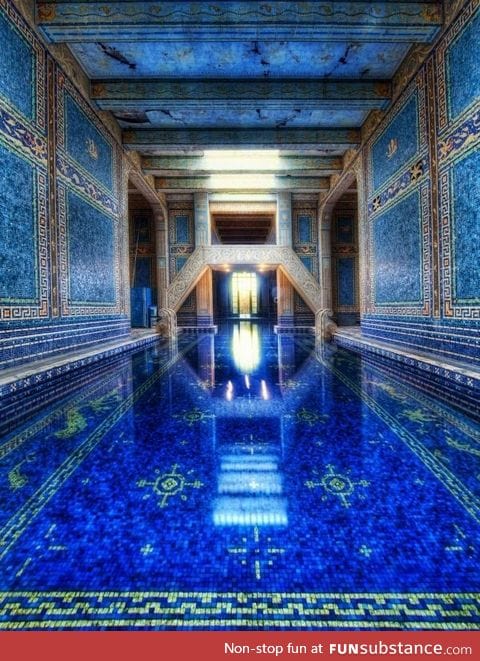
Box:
[66,190,116,305]
[337,257,356,307]
[0,9,34,121]
[0,325,479,630]
[450,149,480,304]
[372,189,422,306]
[361,316,480,366]
[371,92,419,193]
[297,215,312,243]
[0,142,37,302]
[64,92,113,192]
[175,214,190,244]
[446,6,480,123]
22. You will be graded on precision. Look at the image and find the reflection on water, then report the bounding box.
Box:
[231,321,260,375]
[215,323,287,526]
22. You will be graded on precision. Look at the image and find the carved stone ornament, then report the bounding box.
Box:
[166,245,333,339]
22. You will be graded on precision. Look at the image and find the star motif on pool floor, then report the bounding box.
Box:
[137,463,203,508]
[174,407,214,426]
[305,464,370,508]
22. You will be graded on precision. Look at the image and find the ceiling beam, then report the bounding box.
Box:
[141,155,343,176]
[155,176,330,192]
[37,2,442,43]
[91,80,391,111]
[124,128,360,151]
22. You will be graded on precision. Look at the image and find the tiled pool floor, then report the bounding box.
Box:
[0,323,479,629]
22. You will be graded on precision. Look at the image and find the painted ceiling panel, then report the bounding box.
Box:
[70,40,410,79]
[113,107,368,129]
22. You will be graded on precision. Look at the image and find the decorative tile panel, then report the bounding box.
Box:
[0,146,49,320]
[0,0,46,133]
[440,150,480,318]
[437,2,480,134]
[56,71,117,198]
[337,257,357,307]
[292,205,318,281]
[168,203,195,281]
[367,184,431,316]
[58,185,121,316]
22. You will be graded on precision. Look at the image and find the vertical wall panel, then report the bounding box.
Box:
[0,0,129,368]
[362,0,480,363]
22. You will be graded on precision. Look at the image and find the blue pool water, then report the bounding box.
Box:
[0,323,479,629]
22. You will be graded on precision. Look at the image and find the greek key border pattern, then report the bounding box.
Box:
[0,591,478,630]
[55,69,118,201]
[57,182,122,316]
[0,0,46,134]
[440,169,480,319]
[366,183,431,316]
[436,0,480,135]
[0,168,50,320]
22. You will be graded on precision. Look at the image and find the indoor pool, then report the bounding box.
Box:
[0,323,479,630]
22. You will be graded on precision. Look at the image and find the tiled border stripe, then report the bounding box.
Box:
[0,592,479,630]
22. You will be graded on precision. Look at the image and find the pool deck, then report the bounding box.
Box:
[0,330,161,397]
[334,326,480,390]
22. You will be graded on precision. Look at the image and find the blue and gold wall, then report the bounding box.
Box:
[332,193,359,326]
[292,196,318,324]
[362,0,480,364]
[129,193,156,298]
[167,196,197,323]
[0,0,129,368]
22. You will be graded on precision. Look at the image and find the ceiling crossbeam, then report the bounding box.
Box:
[37,2,442,43]
[124,128,360,151]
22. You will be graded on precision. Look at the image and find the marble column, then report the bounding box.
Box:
[276,269,294,327]
[194,192,210,246]
[277,192,292,246]
[319,199,333,311]
[196,267,214,327]
[152,203,169,311]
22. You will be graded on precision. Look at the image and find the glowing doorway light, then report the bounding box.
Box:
[203,149,281,171]
[232,322,260,374]
[231,272,258,317]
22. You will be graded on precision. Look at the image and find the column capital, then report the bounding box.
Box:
[151,203,166,230]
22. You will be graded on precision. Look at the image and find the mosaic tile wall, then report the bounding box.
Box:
[292,199,318,281]
[331,193,360,326]
[129,194,156,301]
[292,197,318,323]
[0,0,129,369]
[362,0,480,365]
[168,198,195,282]
[166,196,196,322]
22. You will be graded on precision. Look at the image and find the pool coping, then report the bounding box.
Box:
[0,331,162,398]
[334,327,480,391]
